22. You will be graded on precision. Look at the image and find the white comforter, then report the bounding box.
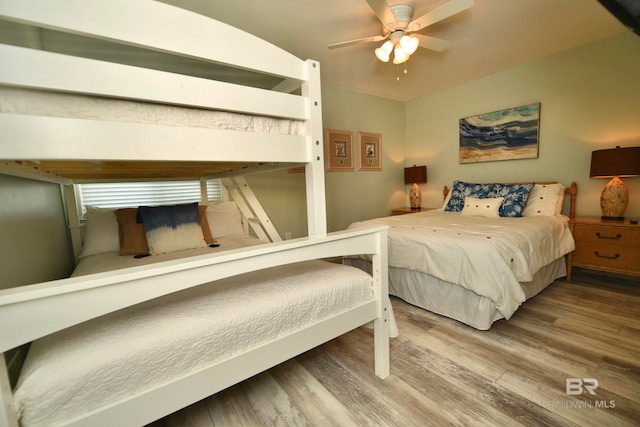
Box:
[348,210,575,318]
[13,259,374,427]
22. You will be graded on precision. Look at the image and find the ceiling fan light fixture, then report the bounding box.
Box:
[375,40,394,62]
[392,46,410,64]
[400,35,419,55]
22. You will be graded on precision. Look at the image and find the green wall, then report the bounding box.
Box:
[406,32,640,217]
[247,85,407,238]
[0,175,74,289]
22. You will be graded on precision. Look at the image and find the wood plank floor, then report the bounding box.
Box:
[148,270,640,426]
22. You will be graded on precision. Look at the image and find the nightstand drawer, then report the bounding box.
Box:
[573,242,639,273]
[573,224,638,246]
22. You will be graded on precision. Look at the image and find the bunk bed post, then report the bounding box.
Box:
[63,184,83,262]
[0,354,18,427]
[302,60,327,238]
[371,228,390,379]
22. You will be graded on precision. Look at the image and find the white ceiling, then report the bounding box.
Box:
[165,0,627,102]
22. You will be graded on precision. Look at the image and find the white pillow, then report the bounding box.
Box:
[206,202,244,238]
[523,184,565,216]
[79,206,120,258]
[460,197,503,218]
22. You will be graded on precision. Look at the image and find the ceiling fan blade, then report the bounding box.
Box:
[407,0,474,33]
[414,34,451,52]
[365,0,398,32]
[328,34,387,49]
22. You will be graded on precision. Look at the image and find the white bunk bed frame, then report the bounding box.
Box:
[0,1,391,425]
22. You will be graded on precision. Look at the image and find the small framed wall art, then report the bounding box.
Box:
[325,129,354,171]
[358,131,382,171]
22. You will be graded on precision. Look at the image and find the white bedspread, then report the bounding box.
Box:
[348,210,575,318]
[13,259,374,427]
[0,87,304,135]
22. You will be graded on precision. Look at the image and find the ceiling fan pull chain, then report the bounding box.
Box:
[396,65,400,81]
[404,63,408,75]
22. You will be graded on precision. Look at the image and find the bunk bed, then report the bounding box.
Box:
[0,1,392,426]
[346,181,577,330]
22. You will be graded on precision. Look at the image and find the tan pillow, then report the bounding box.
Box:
[114,208,149,256]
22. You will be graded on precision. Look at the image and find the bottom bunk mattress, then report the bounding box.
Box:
[13,259,377,427]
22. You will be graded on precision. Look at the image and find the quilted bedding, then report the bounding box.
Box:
[12,258,374,427]
[0,87,304,135]
[348,210,575,318]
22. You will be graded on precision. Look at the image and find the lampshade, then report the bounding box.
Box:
[400,35,419,55]
[392,46,410,64]
[375,41,393,63]
[590,146,640,177]
[590,145,640,220]
[404,165,427,184]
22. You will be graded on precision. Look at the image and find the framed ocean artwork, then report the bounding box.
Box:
[459,103,540,164]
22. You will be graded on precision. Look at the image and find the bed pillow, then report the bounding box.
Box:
[79,206,120,258]
[523,183,565,216]
[138,202,207,255]
[444,181,492,213]
[206,202,244,238]
[487,183,535,218]
[460,197,504,218]
[114,208,150,256]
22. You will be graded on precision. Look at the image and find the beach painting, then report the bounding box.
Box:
[459,103,540,164]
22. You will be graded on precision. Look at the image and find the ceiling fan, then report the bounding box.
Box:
[329,0,474,64]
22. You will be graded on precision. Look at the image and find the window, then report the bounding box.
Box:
[77,179,223,217]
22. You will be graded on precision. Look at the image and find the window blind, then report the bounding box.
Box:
[78,179,223,215]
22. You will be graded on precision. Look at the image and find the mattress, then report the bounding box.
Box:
[348,210,575,319]
[13,258,375,427]
[0,87,304,135]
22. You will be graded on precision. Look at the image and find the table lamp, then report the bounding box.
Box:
[590,145,640,220]
[404,165,427,209]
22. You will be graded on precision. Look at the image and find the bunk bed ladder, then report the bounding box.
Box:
[221,176,282,243]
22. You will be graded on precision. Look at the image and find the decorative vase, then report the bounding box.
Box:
[410,183,421,209]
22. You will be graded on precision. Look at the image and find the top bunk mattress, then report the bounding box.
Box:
[0,87,305,136]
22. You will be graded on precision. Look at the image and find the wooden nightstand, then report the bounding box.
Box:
[570,216,640,278]
[392,207,437,215]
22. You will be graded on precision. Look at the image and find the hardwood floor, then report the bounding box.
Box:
[149,270,640,426]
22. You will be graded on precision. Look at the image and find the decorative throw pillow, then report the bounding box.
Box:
[487,183,534,217]
[114,208,150,256]
[523,183,565,216]
[79,206,120,258]
[460,197,504,218]
[444,181,493,212]
[206,202,244,238]
[138,202,206,255]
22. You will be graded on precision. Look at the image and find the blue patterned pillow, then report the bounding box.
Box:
[487,183,535,217]
[444,181,493,212]
[138,202,206,254]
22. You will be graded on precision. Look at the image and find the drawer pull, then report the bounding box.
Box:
[594,251,620,260]
[595,232,622,240]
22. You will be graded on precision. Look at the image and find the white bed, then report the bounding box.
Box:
[346,182,577,330]
[0,1,391,426]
